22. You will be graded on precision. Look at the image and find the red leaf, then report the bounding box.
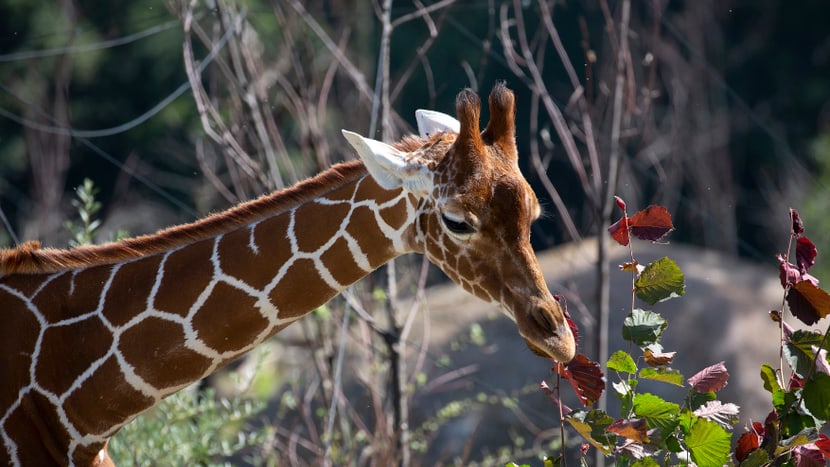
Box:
[786,280,830,326]
[735,430,761,462]
[553,353,605,406]
[608,216,630,246]
[778,255,802,288]
[788,373,804,390]
[555,294,579,350]
[615,195,627,211]
[816,434,830,459]
[606,418,649,443]
[687,361,729,393]
[793,444,825,467]
[796,237,818,273]
[791,208,804,237]
[627,205,674,242]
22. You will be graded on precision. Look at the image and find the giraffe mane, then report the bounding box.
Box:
[0,160,372,276]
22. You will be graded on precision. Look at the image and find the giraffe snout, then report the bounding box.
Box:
[519,301,576,363]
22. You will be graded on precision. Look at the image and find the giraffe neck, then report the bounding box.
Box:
[0,162,420,466]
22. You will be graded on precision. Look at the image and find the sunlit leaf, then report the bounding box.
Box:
[609,215,630,246]
[760,363,782,394]
[565,410,615,454]
[787,280,830,326]
[643,348,676,367]
[639,367,684,387]
[606,418,649,443]
[793,444,825,467]
[685,417,732,467]
[627,205,674,242]
[815,434,830,459]
[634,257,685,305]
[622,309,667,347]
[632,393,680,434]
[693,400,740,429]
[607,350,637,374]
[688,361,729,393]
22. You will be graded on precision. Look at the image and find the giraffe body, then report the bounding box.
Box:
[0,85,575,466]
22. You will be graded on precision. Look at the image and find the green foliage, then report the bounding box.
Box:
[107,387,270,466]
[64,178,102,247]
[634,257,685,305]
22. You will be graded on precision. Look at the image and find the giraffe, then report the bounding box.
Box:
[0,83,575,466]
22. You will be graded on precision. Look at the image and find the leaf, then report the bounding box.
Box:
[692,400,740,429]
[793,444,825,467]
[739,448,770,466]
[554,353,606,406]
[606,418,649,443]
[685,417,732,467]
[565,410,615,454]
[608,215,630,246]
[688,361,729,393]
[627,205,674,242]
[632,393,680,434]
[791,208,805,236]
[622,309,667,347]
[614,195,627,211]
[784,330,826,378]
[639,367,684,387]
[802,372,830,420]
[736,430,762,462]
[815,434,830,459]
[634,257,685,305]
[796,236,818,272]
[607,350,637,374]
[643,348,676,367]
[760,363,782,394]
[688,391,717,411]
[787,280,830,326]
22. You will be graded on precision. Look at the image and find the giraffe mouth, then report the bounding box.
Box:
[519,303,576,363]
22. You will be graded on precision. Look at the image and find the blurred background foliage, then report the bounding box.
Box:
[2,0,830,464]
[1,0,829,260]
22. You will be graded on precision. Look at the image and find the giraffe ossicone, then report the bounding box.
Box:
[0,83,575,466]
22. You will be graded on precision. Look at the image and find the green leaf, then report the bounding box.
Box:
[634,257,685,305]
[685,418,732,467]
[760,363,781,394]
[632,393,680,434]
[802,372,830,419]
[608,350,638,374]
[622,309,667,347]
[784,330,825,377]
[631,458,660,467]
[739,447,770,467]
[639,367,684,386]
[688,391,717,411]
[565,410,615,454]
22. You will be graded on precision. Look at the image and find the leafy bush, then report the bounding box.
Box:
[517,201,830,466]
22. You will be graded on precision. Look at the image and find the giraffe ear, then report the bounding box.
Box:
[342,130,433,195]
[415,109,460,138]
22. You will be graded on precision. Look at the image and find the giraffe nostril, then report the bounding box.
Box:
[531,307,558,335]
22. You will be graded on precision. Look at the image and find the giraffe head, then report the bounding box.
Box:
[342,83,575,363]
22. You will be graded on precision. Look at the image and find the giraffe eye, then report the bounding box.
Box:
[441,213,476,236]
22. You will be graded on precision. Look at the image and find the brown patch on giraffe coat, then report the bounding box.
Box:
[153,239,213,317]
[379,197,409,231]
[293,201,351,253]
[29,271,73,323]
[63,355,154,435]
[346,206,393,269]
[102,255,162,327]
[218,225,271,291]
[247,213,293,290]
[269,258,336,318]
[0,288,38,418]
[118,317,212,389]
[191,282,267,354]
[0,271,45,298]
[319,237,367,286]
[6,390,71,465]
[36,316,113,395]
